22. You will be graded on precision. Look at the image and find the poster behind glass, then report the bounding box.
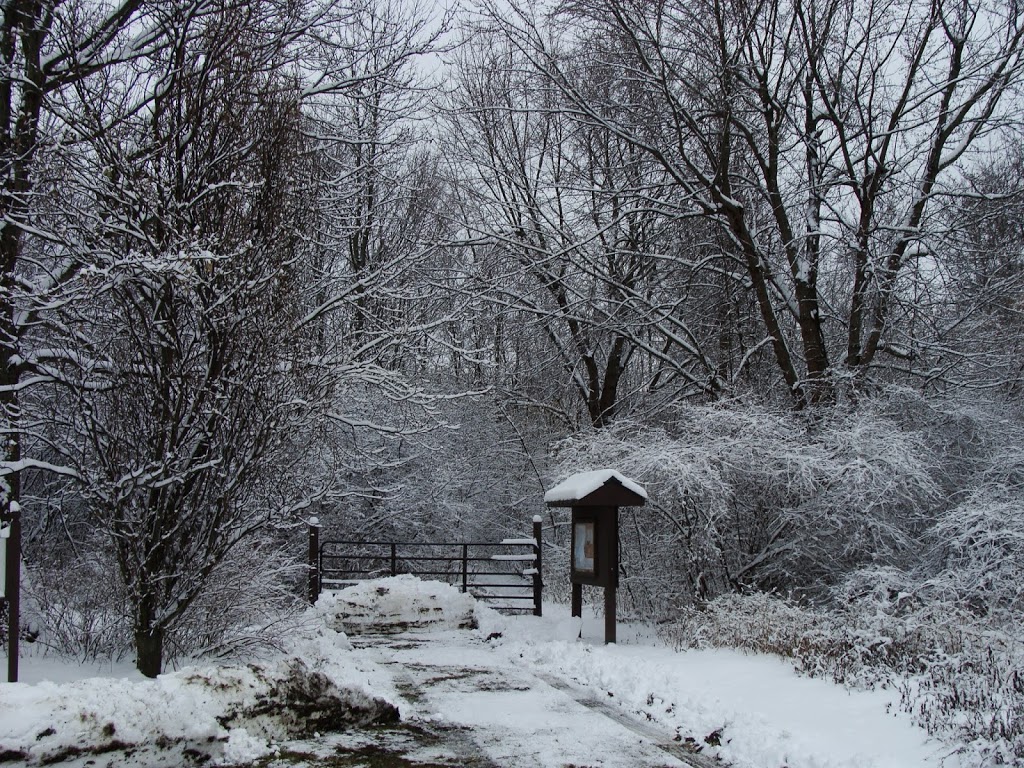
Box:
[573,521,596,573]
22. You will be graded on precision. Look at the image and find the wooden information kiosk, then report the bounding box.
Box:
[544,470,647,643]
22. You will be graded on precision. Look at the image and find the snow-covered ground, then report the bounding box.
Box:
[0,576,968,767]
[0,617,399,765]
[489,610,964,768]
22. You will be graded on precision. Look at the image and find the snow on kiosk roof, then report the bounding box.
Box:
[544,469,647,507]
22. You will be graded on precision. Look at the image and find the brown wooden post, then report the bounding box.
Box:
[571,583,582,618]
[605,506,618,644]
[532,515,543,616]
[604,586,616,644]
[5,501,21,682]
[598,589,614,643]
[390,543,397,576]
[307,516,320,604]
[461,544,468,593]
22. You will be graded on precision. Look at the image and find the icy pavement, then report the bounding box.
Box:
[311,575,696,766]
[322,578,964,768]
[346,629,697,768]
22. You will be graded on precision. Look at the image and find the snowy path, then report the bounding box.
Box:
[2,578,964,768]
[347,629,707,768]
[319,578,963,768]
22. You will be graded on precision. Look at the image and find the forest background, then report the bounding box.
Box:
[1,0,1023,762]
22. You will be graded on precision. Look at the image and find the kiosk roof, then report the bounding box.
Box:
[544,469,647,506]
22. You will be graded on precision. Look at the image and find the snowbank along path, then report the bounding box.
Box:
[1,576,962,767]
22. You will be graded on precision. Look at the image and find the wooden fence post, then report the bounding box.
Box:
[5,501,21,682]
[390,543,397,576]
[461,544,468,593]
[307,517,320,604]
[533,515,543,616]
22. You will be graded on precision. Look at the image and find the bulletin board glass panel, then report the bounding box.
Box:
[573,521,596,573]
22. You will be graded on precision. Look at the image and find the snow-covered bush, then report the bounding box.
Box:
[928,448,1024,623]
[163,537,313,663]
[24,536,311,668]
[548,401,939,613]
[664,575,1024,763]
[822,580,1023,765]
[25,554,132,662]
[663,591,825,659]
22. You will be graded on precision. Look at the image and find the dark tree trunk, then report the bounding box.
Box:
[134,598,164,678]
[595,336,626,428]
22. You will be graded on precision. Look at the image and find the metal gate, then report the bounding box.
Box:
[306,517,543,615]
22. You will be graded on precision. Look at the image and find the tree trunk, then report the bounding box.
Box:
[595,336,626,428]
[723,204,807,408]
[134,601,164,678]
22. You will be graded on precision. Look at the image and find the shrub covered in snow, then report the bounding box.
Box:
[548,398,940,613]
[665,584,1024,764]
[23,535,311,667]
[23,553,133,662]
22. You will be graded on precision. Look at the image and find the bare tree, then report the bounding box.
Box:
[290,0,480,533]
[0,0,232,680]
[917,146,1024,393]
[484,0,1024,406]
[42,0,317,676]
[442,33,740,429]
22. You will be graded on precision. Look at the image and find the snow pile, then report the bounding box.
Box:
[318,575,478,634]
[543,468,647,503]
[0,621,398,765]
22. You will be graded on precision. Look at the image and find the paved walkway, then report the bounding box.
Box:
[336,629,716,768]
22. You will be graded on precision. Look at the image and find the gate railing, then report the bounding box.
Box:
[306,516,543,616]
